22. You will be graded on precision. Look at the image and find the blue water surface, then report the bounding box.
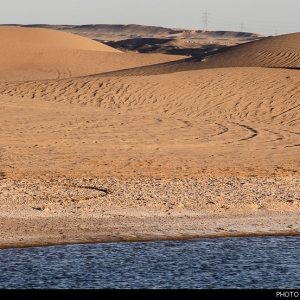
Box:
[0,236,299,289]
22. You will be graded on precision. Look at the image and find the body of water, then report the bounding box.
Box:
[0,236,299,289]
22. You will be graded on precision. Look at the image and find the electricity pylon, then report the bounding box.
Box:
[240,22,244,32]
[203,10,209,30]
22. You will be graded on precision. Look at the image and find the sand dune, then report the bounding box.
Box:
[6,24,264,57]
[0,27,300,248]
[196,32,300,69]
[1,67,300,180]
[0,26,122,52]
[0,67,299,124]
[1,30,300,178]
[87,32,300,77]
[0,26,185,82]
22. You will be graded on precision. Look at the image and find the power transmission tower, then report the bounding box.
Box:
[240,22,244,32]
[275,30,278,36]
[202,10,209,31]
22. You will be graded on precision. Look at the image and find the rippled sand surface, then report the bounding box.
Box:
[0,27,300,248]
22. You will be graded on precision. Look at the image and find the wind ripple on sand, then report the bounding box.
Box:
[1,67,300,126]
[1,30,300,179]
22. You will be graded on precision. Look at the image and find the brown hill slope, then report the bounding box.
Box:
[0,26,185,82]
[1,27,300,179]
[1,24,300,250]
[195,32,300,69]
[90,32,300,76]
[1,67,300,179]
[20,24,264,42]
[9,24,264,56]
[1,67,299,126]
[0,26,122,52]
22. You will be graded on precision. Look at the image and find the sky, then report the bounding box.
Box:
[1,0,300,36]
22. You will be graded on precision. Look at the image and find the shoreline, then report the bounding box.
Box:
[1,176,299,250]
[2,231,300,250]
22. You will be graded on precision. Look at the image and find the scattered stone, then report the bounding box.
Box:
[32,206,43,211]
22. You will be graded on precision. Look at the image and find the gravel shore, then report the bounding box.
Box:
[1,175,299,249]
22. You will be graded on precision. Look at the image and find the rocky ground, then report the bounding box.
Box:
[1,175,299,249]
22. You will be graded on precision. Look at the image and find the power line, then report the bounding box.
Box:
[213,13,300,26]
[198,11,299,35]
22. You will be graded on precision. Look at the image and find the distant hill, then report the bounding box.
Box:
[2,23,265,56]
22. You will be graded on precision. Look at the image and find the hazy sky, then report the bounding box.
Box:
[1,0,300,36]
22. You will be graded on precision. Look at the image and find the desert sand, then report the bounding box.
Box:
[0,26,299,249]
[17,24,264,56]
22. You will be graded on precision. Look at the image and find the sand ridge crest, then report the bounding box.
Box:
[0,26,122,52]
